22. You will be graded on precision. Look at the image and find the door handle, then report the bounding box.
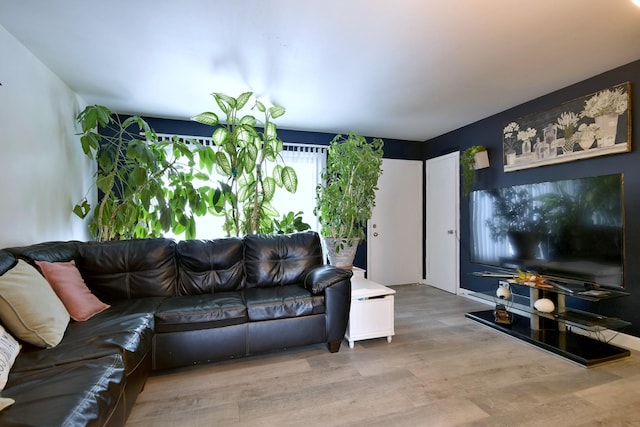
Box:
[447,230,454,234]
[373,232,379,237]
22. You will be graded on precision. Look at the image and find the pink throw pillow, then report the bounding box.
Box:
[35,260,110,321]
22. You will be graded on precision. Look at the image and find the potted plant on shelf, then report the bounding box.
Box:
[461,145,489,197]
[314,132,384,268]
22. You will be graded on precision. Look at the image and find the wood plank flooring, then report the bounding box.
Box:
[127,284,640,427]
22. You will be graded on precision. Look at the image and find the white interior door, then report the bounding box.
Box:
[367,159,422,286]
[425,152,460,294]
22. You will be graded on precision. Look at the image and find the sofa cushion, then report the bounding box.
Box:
[244,285,325,321]
[35,260,111,321]
[0,259,70,348]
[155,293,247,333]
[176,238,244,294]
[243,231,323,288]
[4,240,81,264]
[12,297,163,375]
[0,353,125,427]
[78,238,177,302]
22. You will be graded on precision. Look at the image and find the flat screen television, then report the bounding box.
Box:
[469,173,625,289]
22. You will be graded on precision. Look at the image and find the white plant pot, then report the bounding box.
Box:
[473,150,490,169]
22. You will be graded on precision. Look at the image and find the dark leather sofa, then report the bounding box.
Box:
[0,231,352,427]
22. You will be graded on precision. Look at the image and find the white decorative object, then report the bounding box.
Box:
[594,113,619,147]
[534,298,555,313]
[496,285,511,299]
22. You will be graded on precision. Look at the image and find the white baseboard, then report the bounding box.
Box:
[459,290,640,353]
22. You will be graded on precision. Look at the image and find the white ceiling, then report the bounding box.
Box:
[2,0,640,141]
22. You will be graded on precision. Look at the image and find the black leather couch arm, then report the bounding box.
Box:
[304,265,353,295]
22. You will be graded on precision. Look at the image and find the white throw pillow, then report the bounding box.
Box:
[0,324,20,391]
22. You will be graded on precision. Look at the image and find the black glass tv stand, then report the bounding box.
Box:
[465,279,631,367]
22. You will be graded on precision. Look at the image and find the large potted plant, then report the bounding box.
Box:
[73,105,218,241]
[314,132,384,268]
[193,92,299,236]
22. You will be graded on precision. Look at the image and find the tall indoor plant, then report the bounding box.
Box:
[73,105,218,241]
[192,92,299,236]
[314,131,384,268]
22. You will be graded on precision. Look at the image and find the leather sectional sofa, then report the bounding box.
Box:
[0,231,352,426]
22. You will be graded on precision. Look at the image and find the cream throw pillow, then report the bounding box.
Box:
[0,325,20,391]
[0,260,70,348]
[0,397,14,412]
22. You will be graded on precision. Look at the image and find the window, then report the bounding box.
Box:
[157,134,326,239]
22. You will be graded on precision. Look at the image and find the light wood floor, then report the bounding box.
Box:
[127,284,640,427]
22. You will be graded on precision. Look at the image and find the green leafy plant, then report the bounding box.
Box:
[461,145,487,197]
[192,92,298,236]
[73,105,218,241]
[314,131,384,251]
[272,211,311,234]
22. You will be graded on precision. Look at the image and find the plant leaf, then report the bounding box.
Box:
[215,151,232,176]
[236,92,253,110]
[96,175,115,194]
[192,112,219,126]
[239,115,257,126]
[263,177,276,201]
[213,93,236,112]
[281,166,298,193]
[212,127,229,146]
[273,164,284,187]
[269,105,286,119]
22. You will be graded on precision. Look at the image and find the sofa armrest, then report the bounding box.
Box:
[304,265,353,295]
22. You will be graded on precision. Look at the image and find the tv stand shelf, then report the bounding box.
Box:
[466,279,631,367]
[470,288,631,331]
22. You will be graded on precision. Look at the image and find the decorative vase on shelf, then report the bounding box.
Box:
[562,134,577,154]
[534,138,549,160]
[505,149,516,165]
[578,134,595,151]
[594,113,619,147]
[522,139,531,154]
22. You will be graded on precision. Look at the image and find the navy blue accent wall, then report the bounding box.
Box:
[142,116,424,271]
[425,59,640,337]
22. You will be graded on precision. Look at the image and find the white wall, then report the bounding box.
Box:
[0,25,94,247]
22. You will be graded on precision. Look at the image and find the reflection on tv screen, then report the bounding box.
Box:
[470,174,624,288]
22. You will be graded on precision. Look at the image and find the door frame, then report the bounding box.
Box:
[424,152,460,294]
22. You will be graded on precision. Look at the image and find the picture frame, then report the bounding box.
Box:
[502,82,632,172]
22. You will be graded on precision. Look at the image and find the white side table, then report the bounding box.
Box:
[345,269,395,349]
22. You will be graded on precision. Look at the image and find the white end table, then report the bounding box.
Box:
[345,268,395,349]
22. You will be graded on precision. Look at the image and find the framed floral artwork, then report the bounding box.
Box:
[502,82,631,172]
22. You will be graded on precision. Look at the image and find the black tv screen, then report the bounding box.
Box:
[469,174,625,289]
